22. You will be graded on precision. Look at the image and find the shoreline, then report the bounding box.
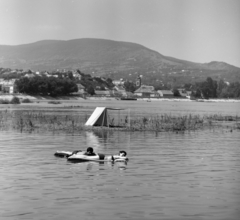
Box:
[0,94,240,103]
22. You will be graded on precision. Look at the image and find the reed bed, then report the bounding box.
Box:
[9,111,86,133]
[0,110,239,133]
[124,114,204,132]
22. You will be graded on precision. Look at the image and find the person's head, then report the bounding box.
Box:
[86,147,94,154]
[119,151,127,157]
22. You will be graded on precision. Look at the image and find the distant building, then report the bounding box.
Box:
[0,79,17,94]
[113,79,124,86]
[72,70,82,80]
[95,90,111,97]
[177,89,187,97]
[111,86,124,97]
[42,71,50,77]
[157,90,174,98]
[24,73,35,78]
[114,85,125,91]
[123,91,135,97]
[71,84,85,95]
[177,89,192,97]
[135,75,142,88]
[134,85,159,98]
[77,83,85,92]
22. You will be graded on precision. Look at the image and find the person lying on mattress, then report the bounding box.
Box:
[112,151,127,160]
[98,150,128,161]
[70,147,96,156]
[69,148,128,161]
[84,147,97,156]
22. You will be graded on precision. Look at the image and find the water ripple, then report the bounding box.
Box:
[0,130,240,220]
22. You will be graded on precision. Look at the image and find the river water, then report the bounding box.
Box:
[0,100,240,220]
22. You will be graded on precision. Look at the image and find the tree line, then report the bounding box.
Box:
[188,77,240,99]
[123,76,240,99]
[14,72,115,96]
[15,76,78,96]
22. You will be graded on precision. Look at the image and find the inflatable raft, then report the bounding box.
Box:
[54,150,82,158]
[54,150,128,162]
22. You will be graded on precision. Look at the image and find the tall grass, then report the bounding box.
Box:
[124,114,205,131]
[0,110,239,133]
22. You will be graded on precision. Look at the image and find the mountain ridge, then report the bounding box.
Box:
[0,38,239,84]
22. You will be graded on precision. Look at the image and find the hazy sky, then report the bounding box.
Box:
[0,0,240,67]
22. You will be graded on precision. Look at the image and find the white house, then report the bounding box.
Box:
[113,79,124,86]
[0,79,16,94]
[134,85,159,98]
[157,90,174,98]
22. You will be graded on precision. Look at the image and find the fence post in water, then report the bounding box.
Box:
[72,120,74,132]
[128,109,131,128]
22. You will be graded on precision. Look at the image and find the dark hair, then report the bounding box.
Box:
[119,151,127,156]
[86,147,93,153]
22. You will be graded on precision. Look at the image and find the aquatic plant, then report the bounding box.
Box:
[124,114,205,132]
[236,123,240,130]
[0,110,239,133]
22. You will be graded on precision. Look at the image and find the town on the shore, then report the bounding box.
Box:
[0,67,240,100]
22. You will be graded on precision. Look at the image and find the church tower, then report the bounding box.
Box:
[136,75,142,88]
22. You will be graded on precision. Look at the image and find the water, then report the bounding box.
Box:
[1,98,240,117]
[1,129,240,220]
[0,100,240,220]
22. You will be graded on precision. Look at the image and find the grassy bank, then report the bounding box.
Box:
[1,110,239,133]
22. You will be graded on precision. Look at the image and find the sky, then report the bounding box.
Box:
[0,0,240,67]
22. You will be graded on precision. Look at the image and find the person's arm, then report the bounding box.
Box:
[112,155,122,160]
[72,150,82,154]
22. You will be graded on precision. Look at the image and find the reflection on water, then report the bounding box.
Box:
[0,129,240,220]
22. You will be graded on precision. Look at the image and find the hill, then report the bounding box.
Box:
[0,38,240,86]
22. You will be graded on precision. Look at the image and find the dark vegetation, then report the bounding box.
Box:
[189,77,240,99]
[0,68,115,96]
[79,73,114,95]
[0,96,20,104]
[21,98,33,103]
[15,75,78,96]
[122,76,240,99]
